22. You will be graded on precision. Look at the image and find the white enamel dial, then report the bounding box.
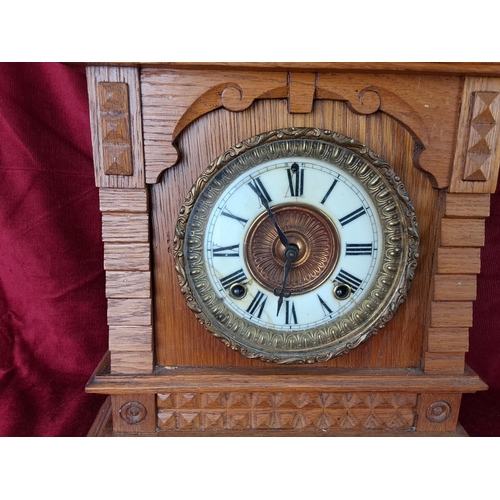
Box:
[204,157,383,332]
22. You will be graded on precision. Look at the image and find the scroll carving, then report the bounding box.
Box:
[173,82,288,140]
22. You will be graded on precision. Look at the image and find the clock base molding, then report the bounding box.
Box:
[87,397,470,437]
[86,354,486,436]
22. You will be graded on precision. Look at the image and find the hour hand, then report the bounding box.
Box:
[276,255,293,316]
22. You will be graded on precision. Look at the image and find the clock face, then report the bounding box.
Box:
[175,128,419,364]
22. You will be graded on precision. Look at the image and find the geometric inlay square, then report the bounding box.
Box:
[203,411,225,429]
[227,393,251,409]
[315,412,333,430]
[178,412,201,430]
[338,411,359,429]
[201,393,226,408]
[103,144,132,176]
[290,393,315,409]
[98,82,129,113]
[291,412,310,429]
[175,393,200,409]
[340,393,362,408]
[226,411,251,429]
[157,409,176,430]
[385,411,411,429]
[319,393,339,408]
[101,115,130,144]
[363,411,383,429]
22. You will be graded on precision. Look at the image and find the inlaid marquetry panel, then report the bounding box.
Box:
[157,391,417,432]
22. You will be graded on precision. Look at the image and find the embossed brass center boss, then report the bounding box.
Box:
[245,205,340,294]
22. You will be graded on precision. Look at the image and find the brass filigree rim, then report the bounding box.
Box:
[174,128,419,364]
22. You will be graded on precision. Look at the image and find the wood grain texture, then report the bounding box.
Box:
[86,62,500,77]
[109,326,153,351]
[430,302,473,328]
[87,66,145,188]
[86,365,488,394]
[141,68,288,183]
[427,328,469,352]
[110,352,154,374]
[106,271,150,298]
[444,193,490,218]
[151,98,436,369]
[141,69,462,188]
[103,243,150,271]
[288,72,315,113]
[416,393,462,432]
[423,352,465,374]
[316,73,462,188]
[437,247,481,274]
[440,218,485,247]
[101,213,149,242]
[107,298,152,326]
[99,188,148,213]
[450,77,500,193]
[433,274,477,301]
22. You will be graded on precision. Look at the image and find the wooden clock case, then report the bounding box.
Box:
[85,63,500,436]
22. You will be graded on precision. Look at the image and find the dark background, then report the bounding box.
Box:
[0,62,498,436]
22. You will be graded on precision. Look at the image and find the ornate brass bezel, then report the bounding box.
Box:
[174,128,419,364]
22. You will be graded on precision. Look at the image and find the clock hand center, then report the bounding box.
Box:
[276,243,300,316]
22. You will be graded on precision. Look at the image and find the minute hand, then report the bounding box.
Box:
[252,183,290,248]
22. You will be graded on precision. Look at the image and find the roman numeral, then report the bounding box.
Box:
[220,269,247,289]
[248,177,271,204]
[338,206,366,226]
[320,179,338,204]
[286,164,304,197]
[213,244,239,257]
[285,301,298,325]
[335,269,363,292]
[317,294,333,315]
[246,291,267,318]
[221,210,248,226]
[345,243,373,256]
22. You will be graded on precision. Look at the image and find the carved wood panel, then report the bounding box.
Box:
[157,391,417,433]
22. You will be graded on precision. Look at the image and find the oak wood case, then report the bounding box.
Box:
[85,63,499,436]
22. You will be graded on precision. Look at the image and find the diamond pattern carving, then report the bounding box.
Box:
[97,81,133,176]
[463,91,500,181]
[157,392,417,432]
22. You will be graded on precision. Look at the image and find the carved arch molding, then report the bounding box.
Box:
[140,69,464,188]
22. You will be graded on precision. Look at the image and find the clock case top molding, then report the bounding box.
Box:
[85,63,499,436]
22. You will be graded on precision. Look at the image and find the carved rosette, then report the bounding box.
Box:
[174,128,419,364]
[425,401,452,424]
[119,401,148,425]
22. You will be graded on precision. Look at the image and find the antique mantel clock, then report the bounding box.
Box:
[86,63,500,436]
